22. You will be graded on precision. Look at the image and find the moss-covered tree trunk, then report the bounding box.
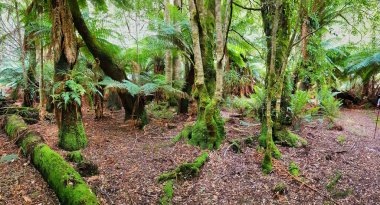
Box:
[51,0,87,151]
[184,0,230,149]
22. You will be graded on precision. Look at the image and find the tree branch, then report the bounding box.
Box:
[232,1,261,11]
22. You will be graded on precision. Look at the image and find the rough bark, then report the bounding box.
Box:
[23,41,37,107]
[178,62,194,114]
[51,0,87,151]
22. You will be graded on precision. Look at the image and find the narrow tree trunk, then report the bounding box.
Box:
[164,0,173,85]
[23,41,37,107]
[39,39,46,118]
[178,61,194,114]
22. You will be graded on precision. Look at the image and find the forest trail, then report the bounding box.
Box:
[1,108,380,204]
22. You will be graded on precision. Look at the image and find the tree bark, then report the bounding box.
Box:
[51,0,87,151]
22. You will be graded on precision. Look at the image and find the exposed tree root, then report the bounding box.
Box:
[158,152,209,182]
[3,115,99,205]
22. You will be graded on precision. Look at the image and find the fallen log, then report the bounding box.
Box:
[3,115,99,205]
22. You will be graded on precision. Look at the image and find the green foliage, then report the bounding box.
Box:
[318,86,342,122]
[146,102,175,120]
[159,180,174,205]
[326,171,342,191]
[229,86,265,118]
[289,161,300,177]
[336,135,346,145]
[99,75,187,99]
[289,90,310,125]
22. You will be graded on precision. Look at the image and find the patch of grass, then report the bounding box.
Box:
[272,182,287,195]
[336,135,346,145]
[159,180,174,205]
[326,171,342,191]
[288,161,300,177]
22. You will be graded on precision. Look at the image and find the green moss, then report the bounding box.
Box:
[172,126,192,143]
[273,182,287,195]
[67,151,84,163]
[188,86,225,150]
[288,161,300,176]
[5,115,28,140]
[32,144,99,204]
[275,130,307,147]
[262,150,273,174]
[158,152,208,182]
[59,121,87,151]
[159,180,174,205]
[326,171,342,191]
[20,134,42,156]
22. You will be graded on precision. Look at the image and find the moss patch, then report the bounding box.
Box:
[4,115,99,204]
[58,121,87,151]
[67,151,84,163]
[158,152,208,182]
[159,180,174,205]
[326,171,342,191]
[33,144,98,204]
[288,161,300,176]
[187,87,225,150]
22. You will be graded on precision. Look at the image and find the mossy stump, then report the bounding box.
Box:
[58,104,88,151]
[4,115,99,205]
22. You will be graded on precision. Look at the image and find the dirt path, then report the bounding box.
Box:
[1,108,380,204]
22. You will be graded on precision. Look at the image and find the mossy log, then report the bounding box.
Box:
[4,115,99,205]
[0,106,39,124]
[158,152,208,182]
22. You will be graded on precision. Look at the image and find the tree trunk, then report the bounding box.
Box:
[52,0,87,151]
[178,61,194,114]
[68,0,147,126]
[184,0,225,150]
[23,41,37,107]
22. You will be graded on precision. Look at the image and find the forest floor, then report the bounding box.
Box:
[1,108,380,204]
